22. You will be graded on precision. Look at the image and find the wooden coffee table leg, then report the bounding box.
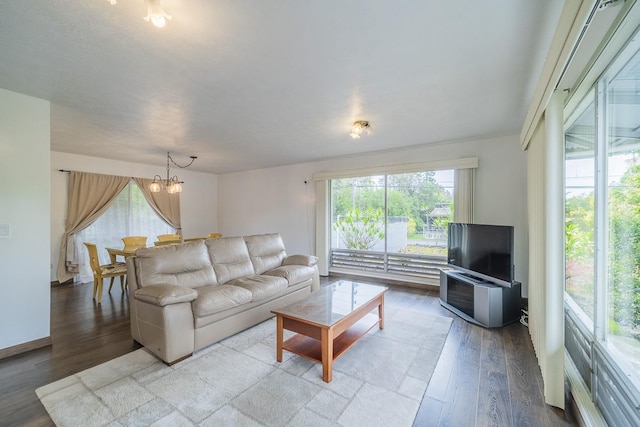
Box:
[378,295,385,330]
[276,315,283,362]
[321,327,333,383]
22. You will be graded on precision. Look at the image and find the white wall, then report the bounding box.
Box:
[219,135,530,294]
[51,152,218,281]
[0,88,50,350]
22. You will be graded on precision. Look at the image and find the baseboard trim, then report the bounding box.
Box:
[51,278,74,287]
[0,336,52,360]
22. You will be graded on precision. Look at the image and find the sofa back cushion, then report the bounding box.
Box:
[205,236,255,284]
[244,233,287,274]
[134,241,216,289]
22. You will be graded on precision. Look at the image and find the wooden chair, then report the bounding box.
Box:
[83,242,127,304]
[154,239,181,246]
[121,236,147,251]
[157,234,181,242]
[208,233,223,238]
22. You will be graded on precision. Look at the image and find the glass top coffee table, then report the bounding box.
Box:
[271,280,388,382]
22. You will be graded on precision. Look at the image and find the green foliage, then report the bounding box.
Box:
[609,318,621,334]
[334,207,385,250]
[407,218,417,235]
[568,164,640,331]
[565,194,595,262]
[431,206,453,232]
[331,172,451,238]
[608,164,640,330]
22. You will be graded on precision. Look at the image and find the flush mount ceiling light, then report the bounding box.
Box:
[104,0,171,28]
[143,0,172,28]
[150,152,197,194]
[350,120,372,139]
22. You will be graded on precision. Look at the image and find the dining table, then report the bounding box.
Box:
[106,247,139,264]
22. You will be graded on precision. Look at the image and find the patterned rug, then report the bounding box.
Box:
[36,309,452,427]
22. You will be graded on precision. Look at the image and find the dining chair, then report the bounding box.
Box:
[208,233,223,238]
[121,236,147,250]
[157,233,181,242]
[83,242,127,304]
[153,239,181,246]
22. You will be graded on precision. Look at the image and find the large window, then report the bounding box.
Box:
[565,94,596,325]
[330,170,454,282]
[564,31,640,425]
[76,181,174,282]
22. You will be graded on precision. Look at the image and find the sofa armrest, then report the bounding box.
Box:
[283,254,318,267]
[134,284,198,307]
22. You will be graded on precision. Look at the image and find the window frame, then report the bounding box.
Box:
[563,23,640,425]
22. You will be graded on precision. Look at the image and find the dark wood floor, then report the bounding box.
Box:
[0,277,576,427]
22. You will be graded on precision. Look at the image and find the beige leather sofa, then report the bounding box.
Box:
[125,233,319,364]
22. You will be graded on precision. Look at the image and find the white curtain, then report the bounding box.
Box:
[454,168,475,223]
[315,180,329,276]
[524,91,565,409]
[75,182,174,283]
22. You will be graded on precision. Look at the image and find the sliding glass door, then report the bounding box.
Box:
[330,170,453,282]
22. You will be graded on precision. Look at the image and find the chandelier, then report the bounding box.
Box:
[350,120,372,139]
[143,0,172,28]
[150,152,197,194]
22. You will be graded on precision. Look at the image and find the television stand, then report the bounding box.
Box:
[439,269,522,328]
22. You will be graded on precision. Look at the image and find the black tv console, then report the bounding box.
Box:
[439,269,522,328]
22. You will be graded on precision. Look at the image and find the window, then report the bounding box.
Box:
[330,170,454,282]
[76,181,174,282]
[564,30,640,425]
[605,54,640,378]
[565,94,596,325]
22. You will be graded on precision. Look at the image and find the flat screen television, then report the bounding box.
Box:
[447,223,514,287]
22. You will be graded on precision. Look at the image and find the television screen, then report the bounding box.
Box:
[447,223,514,287]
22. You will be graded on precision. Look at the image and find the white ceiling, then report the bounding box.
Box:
[0,1,564,174]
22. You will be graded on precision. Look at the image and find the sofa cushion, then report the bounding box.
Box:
[191,285,253,317]
[134,284,198,306]
[244,233,287,274]
[283,254,318,267]
[263,265,316,286]
[134,241,217,289]
[206,237,255,284]
[226,275,288,301]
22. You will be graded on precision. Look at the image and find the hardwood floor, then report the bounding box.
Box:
[0,277,576,426]
[0,281,140,427]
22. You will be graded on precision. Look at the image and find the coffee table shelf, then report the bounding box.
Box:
[282,313,379,363]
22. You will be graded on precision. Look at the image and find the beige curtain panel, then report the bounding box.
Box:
[133,177,181,232]
[56,172,130,283]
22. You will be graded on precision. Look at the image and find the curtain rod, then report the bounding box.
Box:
[58,170,140,180]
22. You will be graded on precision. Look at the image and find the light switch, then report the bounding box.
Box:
[0,224,10,238]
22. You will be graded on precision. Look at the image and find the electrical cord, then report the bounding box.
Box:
[520,308,529,327]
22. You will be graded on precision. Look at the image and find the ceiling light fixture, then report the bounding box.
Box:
[350,120,372,139]
[150,152,197,194]
[143,0,172,28]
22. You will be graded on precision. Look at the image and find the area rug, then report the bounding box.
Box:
[36,308,452,427]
